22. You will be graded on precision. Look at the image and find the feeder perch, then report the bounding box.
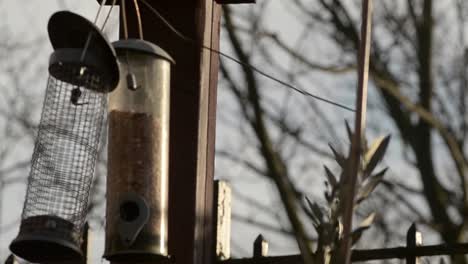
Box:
[104,39,174,261]
[9,11,119,263]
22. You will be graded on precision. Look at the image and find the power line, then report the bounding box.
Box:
[138,0,355,112]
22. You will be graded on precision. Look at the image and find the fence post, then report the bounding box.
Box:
[406,223,423,264]
[253,234,268,258]
[214,180,232,260]
[81,222,90,264]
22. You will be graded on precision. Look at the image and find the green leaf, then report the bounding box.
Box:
[345,120,353,142]
[350,213,375,245]
[330,197,340,220]
[306,197,324,226]
[329,144,346,168]
[371,168,388,180]
[359,212,376,228]
[355,172,384,204]
[351,226,370,245]
[325,191,332,203]
[337,220,343,239]
[324,165,338,188]
[363,135,391,178]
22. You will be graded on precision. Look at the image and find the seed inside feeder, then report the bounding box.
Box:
[104,39,173,261]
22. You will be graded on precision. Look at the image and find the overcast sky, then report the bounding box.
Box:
[1,0,408,262]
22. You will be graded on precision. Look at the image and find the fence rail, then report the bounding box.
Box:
[219,243,468,264]
[218,224,468,264]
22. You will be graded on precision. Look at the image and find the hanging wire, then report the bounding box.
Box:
[133,0,144,39]
[119,0,140,90]
[101,0,118,31]
[137,0,355,112]
[94,0,108,24]
[121,0,129,40]
[81,0,108,63]
[138,0,190,43]
[118,0,143,39]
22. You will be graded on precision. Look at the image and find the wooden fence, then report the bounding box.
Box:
[212,182,468,264]
[6,181,468,263]
[217,224,468,264]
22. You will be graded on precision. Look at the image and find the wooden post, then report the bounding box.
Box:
[82,223,90,264]
[214,180,232,260]
[118,2,220,263]
[406,223,423,264]
[62,222,90,264]
[253,234,268,258]
[4,255,18,264]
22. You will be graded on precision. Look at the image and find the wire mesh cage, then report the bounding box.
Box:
[9,11,119,262]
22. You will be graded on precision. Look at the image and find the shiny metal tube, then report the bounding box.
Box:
[105,39,174,261]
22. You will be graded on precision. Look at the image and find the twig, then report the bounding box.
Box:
[338,0,373,263]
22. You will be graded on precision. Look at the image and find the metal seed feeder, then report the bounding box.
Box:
[105,39,174,261]
[10,11,119,263]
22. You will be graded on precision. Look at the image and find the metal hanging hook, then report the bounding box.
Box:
[134,0,144,40]
[122,0,129,40]
[121,0,143,91]
[80,0,109,62]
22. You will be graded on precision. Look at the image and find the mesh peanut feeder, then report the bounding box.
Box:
[9,11,119,262]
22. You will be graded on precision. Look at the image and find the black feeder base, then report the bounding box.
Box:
[9,215,83,263]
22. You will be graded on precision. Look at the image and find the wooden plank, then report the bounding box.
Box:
[253,235,268,258]
[214,180,232,260]
[4,255,19,264]
[82,223,90,264]
[192,2,221,264]
[406,224,423,264]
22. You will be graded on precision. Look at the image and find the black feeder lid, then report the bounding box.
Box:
[47,11,119,92]
[9,215,83,262]
[112,39,175,64]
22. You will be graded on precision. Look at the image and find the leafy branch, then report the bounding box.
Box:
[305,122,391,263]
